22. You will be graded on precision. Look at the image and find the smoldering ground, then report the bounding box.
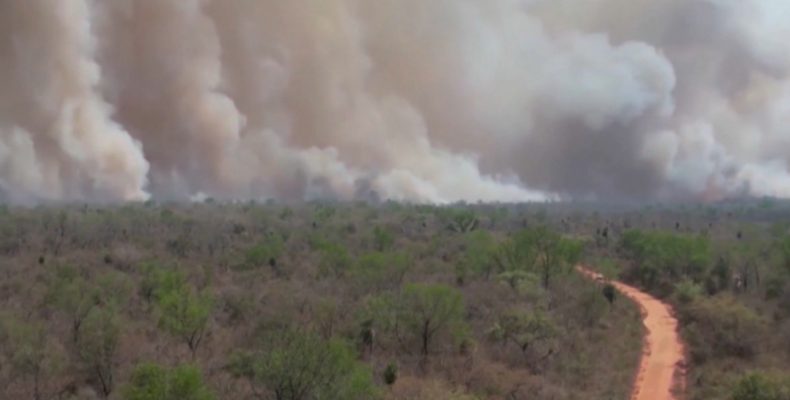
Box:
[1,0,789,204]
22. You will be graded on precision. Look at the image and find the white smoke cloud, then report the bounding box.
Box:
[0,0,149,203]
[0,0,789,204]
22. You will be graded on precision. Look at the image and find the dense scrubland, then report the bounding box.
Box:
[0,199,788,399]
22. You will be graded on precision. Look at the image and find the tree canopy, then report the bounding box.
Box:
[229,329,377,400]
[123,363,214,400]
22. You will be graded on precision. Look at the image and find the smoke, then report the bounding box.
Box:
[0,0,149,203]
[1,0,789,204]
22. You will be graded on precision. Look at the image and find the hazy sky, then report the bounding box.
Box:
[1,0,789,204]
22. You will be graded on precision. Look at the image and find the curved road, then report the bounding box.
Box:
[578,267,685,400]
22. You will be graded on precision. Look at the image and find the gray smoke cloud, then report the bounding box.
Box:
[1,0,789,204]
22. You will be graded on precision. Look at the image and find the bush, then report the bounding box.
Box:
[229,329,378,400]
[620,230,711,295]
[139,263,185,304]
[316,241,352,278]
[673,279,704,305]
[681,296,766,362]
[732,372,790,400]
[383,363,398,386]
[488,309,558,369]
[373,226,395,251]
[603,284,616,304]
[123,363,214,400]
[79,307,121,397]
[243,235,284,270]
[360,283,467,357]
[576,286,609,328]
[401,283,467,357]
[349,252,410,294]
[456,231,497,282]
[157,285,213,359]
[494,226,582,289]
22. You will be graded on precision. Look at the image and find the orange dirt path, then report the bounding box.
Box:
[578,266,685,400]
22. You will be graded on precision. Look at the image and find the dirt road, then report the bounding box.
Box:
[578,267,685,400]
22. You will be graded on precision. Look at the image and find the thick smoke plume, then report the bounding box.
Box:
[1,0,789,203]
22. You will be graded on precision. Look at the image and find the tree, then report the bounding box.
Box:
[494,226,583,289]
[349,252,411,294]
[372,226,395,252]
[383,363,398,386]
[576,286,609,327]
[400,283,466,357]
[680,295,766,362]
[78,307,120,398]
[620,230,712,295]
[707,256,732,294]
[46,267,128,343]
[494,232,538,274]
[356,294,399,353]
[313,204,336,224]
[603,284,616,304]
[539,235,583,289]
[316,241,352,278]
[46,266,98,343]
[779,235,790,273]
[43,210,68,256]
[672,280,703,305]
[732,372,790,400]
[123,363,214,400]
[438,209,478,233]
[157,286,212,360]
[139,263,185,304]
[595,257,622,280]
[456,231,497,282]
[229,329,377,400]
[359,284,468,357]
[497,270,542,298]
[489,207,510,229]
[489,309,558,370]
[0,316,61,400]
[244,235,284,271]
[312,298,341,340]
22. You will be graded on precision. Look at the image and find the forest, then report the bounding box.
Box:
[0,199,789,399]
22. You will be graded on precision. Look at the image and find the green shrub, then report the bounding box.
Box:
[373,226,395,251]
[620,230,711,295]
[673,279,704,305]
[732,372,790,400]
[681,296,766,362]
[243,235,284,270]
[383,363,398,386]
[349,252,410,294]
[229,329,378,400]
[157,286,213,359]
[124,363,214,400]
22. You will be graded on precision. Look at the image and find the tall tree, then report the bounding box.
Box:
[495,226,583,289]
[78,307,121,398]
[157,286,212,360]
[457,231,497,282]
[400,283,466,357]
[0,316,61,400]
[489,309,558,370]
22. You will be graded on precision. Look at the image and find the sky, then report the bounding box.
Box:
[1,0,789,204]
